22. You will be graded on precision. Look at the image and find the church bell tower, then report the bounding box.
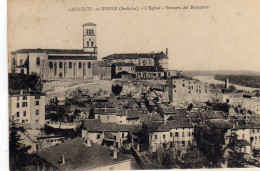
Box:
[83,22,97,53]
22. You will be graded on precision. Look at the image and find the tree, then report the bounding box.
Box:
[226,132,247,168]
[9,122,32,170]
[112,85,123,96]
[194,122,228,168]
[180,145,209,169]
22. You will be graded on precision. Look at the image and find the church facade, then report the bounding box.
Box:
[10,22,98,80]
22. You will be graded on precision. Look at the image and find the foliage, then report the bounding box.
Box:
[9,122,34,170]
[226,132,247,168]
[194,122,228,168]
[112,84,123,96]
[215,75,260,88]
[179,145,209,169]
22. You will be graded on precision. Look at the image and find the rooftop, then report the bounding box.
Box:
[12,49,97,55]
[83,119,142,133]
[135,66,164,72]
[36,137,130,170]
[145,120,193,132]
[83,22,97,26]
[103,52,168,60]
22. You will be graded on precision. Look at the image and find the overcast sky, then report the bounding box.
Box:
[8,0,260,71]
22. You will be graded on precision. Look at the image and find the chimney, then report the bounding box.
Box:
[166,48,168,56]
[85,139,92,147]
[225,79,229,89]
[111,149,118,159]
[60,155,65,165]
[20,89,23,95]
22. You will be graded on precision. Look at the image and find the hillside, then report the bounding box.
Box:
[182,70,260,77]
[214,75,260,89]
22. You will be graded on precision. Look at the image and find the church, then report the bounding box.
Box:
[10,22,98,80]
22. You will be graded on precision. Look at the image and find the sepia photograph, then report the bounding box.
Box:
[6,0,260,170]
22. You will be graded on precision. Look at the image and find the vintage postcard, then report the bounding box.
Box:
[7,0,260,170]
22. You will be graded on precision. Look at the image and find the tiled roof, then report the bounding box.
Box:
[92,102,116,108]
[145,120,193,132]
[135,66,164,72]
[94,108,117,115]
[82,22,97,26]
[113,63,135,66]
[36,137,130,170]
[83,119,142,133]
[12,49,96,55]
[9,89,46,96]
[103,52,168,60]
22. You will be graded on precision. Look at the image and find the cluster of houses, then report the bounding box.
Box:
[8,22,260,169]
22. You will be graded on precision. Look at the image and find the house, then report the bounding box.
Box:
[112,63,136,78]
[10,22,98,80]
[36,137,132,170]
[135,66,164,79]
[102,51,168,70]
[93,61,112,80]
[81,119,142,148]
[37,136,66,151]
[9,89,46,128]
[143,120,194,153]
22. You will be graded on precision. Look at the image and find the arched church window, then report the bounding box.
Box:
[49,62,53,68]
[91,41,94,47]
[86,29,89,35]
[69,62,72,68]
[88,62,91,68]
[91,29,94,35]
[36,57,40,66]
[87,41,89,47]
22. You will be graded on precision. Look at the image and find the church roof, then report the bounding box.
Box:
[83,22,97,26]
[12,49,97,55]
[102,52,168,60]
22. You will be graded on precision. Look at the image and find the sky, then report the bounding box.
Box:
[8,0,260,71]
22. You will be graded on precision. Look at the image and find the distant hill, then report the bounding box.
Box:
[182,70,260,77]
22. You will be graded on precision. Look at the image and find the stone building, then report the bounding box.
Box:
[10,22,98,80]
[9,89,46,128]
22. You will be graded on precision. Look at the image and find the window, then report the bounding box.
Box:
[22,120,25,123]
[23,96,27,100]
[182,132,185,137]
[22,102,27,107]
[242,134,245,139]
[182,141,185,146]
[17,97,19,100]
[35,120,39,124]
[122,133,124,138]
[87,41,89,47]
[91,41,94,47]
[114,136,116,140]
[97,134,100,139]
[20,59,23,65]
[175,132,179,137]
[23,111,26,116]
[49,62,53,68]
[163,135,166,139]
[182,84,185,87]
[59,62,63,68]
[36,57,40,66]
[17,103,20,108]
[118,67,122,70]
[170,132,173,137]
[79,62,82,68]
[88,62,91,68]
[86,29,89,35]
[107,116,109,120]
[13,58,16,65]
[16,112,19,117]
[155,135,157,139]
[35,101,39,106]
[153,73,156,76]
[69,62,72,68]
[36,110,39,115]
